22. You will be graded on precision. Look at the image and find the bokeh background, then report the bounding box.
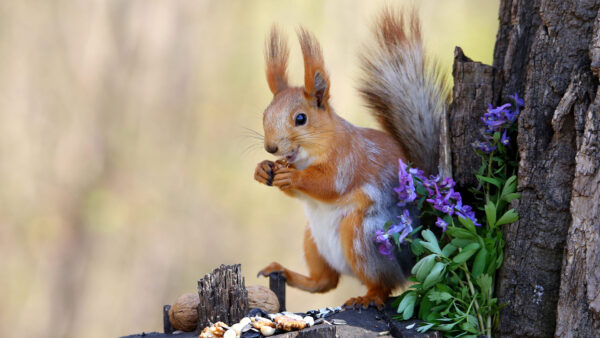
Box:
[0,1,499,337]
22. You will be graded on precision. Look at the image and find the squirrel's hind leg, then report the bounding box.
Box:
[339,195,392,309]
[257,226,340,293]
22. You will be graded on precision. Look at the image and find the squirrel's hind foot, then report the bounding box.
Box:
[343,294,385,310]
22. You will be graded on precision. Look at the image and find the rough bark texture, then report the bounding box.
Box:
[449,47,498,195]
[555,13,600,337]
[447,1,600,336]
[489,1,600,336]
[196,264,249,330]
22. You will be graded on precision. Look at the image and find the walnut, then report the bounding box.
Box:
[274,315,307,331]
[199,321,227,338]
[168,292,199,332]
[252,319,276,330]
[246,285,280,313]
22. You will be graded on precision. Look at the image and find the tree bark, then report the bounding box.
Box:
[555,13,600,337]
[449,47,498,196]
[490,1,600,336]
[196,264,249,330]
[449,1,600,336]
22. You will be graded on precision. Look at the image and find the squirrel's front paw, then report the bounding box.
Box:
[257,262,284,277]
[273,166,296,190]
[254,160,275,186]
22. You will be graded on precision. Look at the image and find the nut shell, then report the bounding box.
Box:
[199,321,227,338]
[168,292,199,332]
[246,285,280,313]
[274,315,307,331]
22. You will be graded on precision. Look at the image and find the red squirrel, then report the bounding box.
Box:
[254,9,448,309]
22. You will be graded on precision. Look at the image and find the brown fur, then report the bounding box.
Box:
[256,9,446,309]
[265,26,290,95]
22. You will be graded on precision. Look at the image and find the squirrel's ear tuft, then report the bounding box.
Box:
[265,26,289,95]
[298,27,330,109]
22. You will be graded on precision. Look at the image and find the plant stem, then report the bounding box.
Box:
[461,263,487,336]
[485,152,494,204]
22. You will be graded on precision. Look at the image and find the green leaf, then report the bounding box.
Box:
[421,229,437,244]
[451,238,474,248]
[418,290,434,319]
[416,184,428,196]
[484,201,496,228]
[496,208,519,226]
[453,243,481,264]
[420,230,442,254]
[447,227,478,240]
[383,220,393,231]
[502,192,521,202]
[421,242,442,255]
[496,250,504,267]
[476,274,493,299]
[397,291,416,314]
[442,243,458,257]
[423,262,446,289]
[457,216,477,233]
[471,247,488,278]
[414,254,437,282]
[476,175,501,188]
[410,238,425,256]
[435,322,459,331]
[502,175,517,195]
[464,315,479,333]
[403,294,417,320]
[493,131,501,143]
[428,290,453,303]
[416,323,435,333]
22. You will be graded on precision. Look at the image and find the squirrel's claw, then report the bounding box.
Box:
[254,160,275,186]
[343,295,385,310]
[257,262,285,278]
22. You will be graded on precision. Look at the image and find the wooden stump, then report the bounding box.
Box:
[196,264,249,330]
[269,272,286,312]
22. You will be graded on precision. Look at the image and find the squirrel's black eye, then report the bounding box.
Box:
[295,113,307,126]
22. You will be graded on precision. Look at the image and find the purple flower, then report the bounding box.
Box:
[501,130,510,146]
[509,92,524,107]
[426,185,456,216]
[374,230,394,258]
[435,217,448,232]
[395,159,417,206]
[472,140,497,154]
[482,103,512,133]
[455,200,481,227]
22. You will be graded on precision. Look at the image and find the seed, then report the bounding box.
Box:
[260,326,276,336]
[303,316,315,327]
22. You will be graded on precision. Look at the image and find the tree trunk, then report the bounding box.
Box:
[555,13,600,337]
[449,0,600,336]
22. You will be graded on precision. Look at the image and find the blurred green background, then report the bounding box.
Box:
[0,1,498,337]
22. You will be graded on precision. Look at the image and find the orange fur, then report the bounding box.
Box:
[256,10,445,309]
[339,190,391,308]
[258,227,339,293]
[265,26,289,95]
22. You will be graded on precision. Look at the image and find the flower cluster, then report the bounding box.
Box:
[393,160,417,206]
[375,159,481,257]
[473,93,523,153]
[375,210,413,259]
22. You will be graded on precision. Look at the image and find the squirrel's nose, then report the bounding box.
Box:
[265,144,278,154]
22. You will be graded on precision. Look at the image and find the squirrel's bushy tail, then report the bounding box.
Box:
[360,8,449,174]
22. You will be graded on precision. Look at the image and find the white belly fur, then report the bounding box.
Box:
[304,199,355,275]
